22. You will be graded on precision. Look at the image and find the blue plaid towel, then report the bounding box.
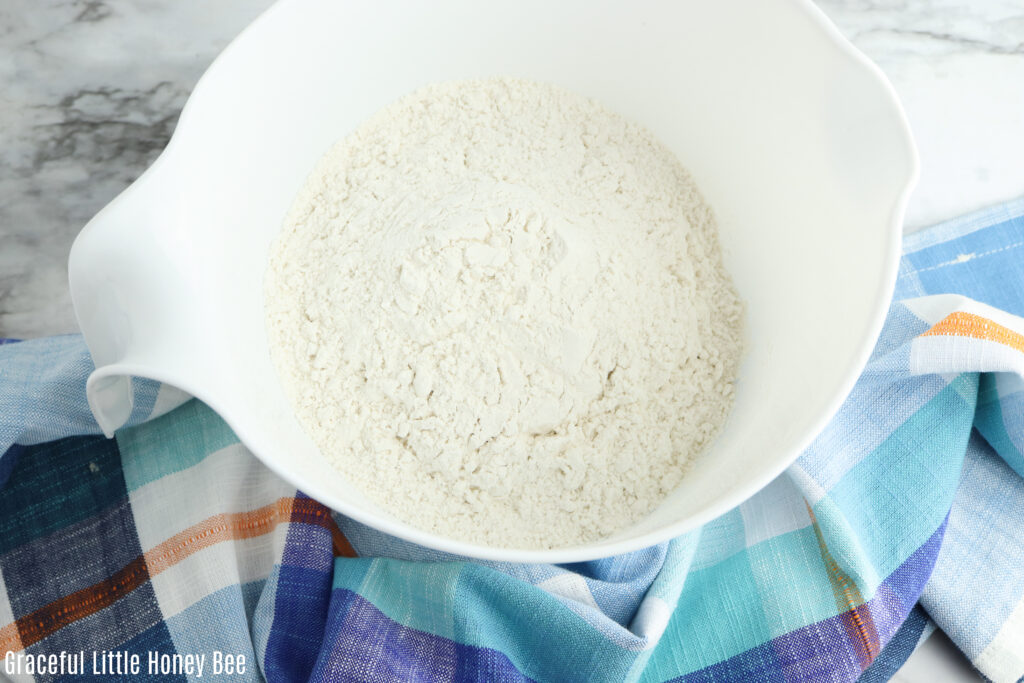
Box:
[1,197,1024,682]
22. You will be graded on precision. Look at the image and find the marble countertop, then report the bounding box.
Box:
[2,1,1020,678]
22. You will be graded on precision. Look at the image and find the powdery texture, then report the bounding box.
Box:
[265,78,743,549]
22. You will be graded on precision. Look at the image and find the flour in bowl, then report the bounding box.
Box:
[265,78,743,549]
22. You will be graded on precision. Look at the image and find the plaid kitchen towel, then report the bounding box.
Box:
[2,197,1024,682]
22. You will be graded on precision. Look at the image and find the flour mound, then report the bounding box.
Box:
[265,78,743,549]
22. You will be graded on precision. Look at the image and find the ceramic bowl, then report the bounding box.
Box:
[69,0,917,562]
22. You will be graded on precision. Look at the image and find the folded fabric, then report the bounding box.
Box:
[1,197,1023,682]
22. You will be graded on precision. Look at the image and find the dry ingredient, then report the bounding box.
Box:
[265,78,743,549]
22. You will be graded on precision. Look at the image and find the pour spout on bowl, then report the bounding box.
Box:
[69,164,218,436]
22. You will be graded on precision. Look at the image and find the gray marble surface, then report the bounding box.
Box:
[1,1,1021,678]
[818,0,1024,231]
[0,0,275,338]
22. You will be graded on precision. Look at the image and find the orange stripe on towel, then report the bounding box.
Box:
[289,497,357,558]
[0,496,356,655]
[0,622,23,659]
[806,504,880,670]
[144,496,357,575]
[144,497,296,576]
[15,556,151,648]
[921,312,1024,352]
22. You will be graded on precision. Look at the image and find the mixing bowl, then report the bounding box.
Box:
[68,0,917,562]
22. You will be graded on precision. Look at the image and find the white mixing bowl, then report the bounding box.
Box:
[69,0,917,562]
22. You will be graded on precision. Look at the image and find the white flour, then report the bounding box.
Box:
[265,78,743,549]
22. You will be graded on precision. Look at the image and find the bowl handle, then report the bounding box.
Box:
[69,171,212,437]
[85,366,141,437]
